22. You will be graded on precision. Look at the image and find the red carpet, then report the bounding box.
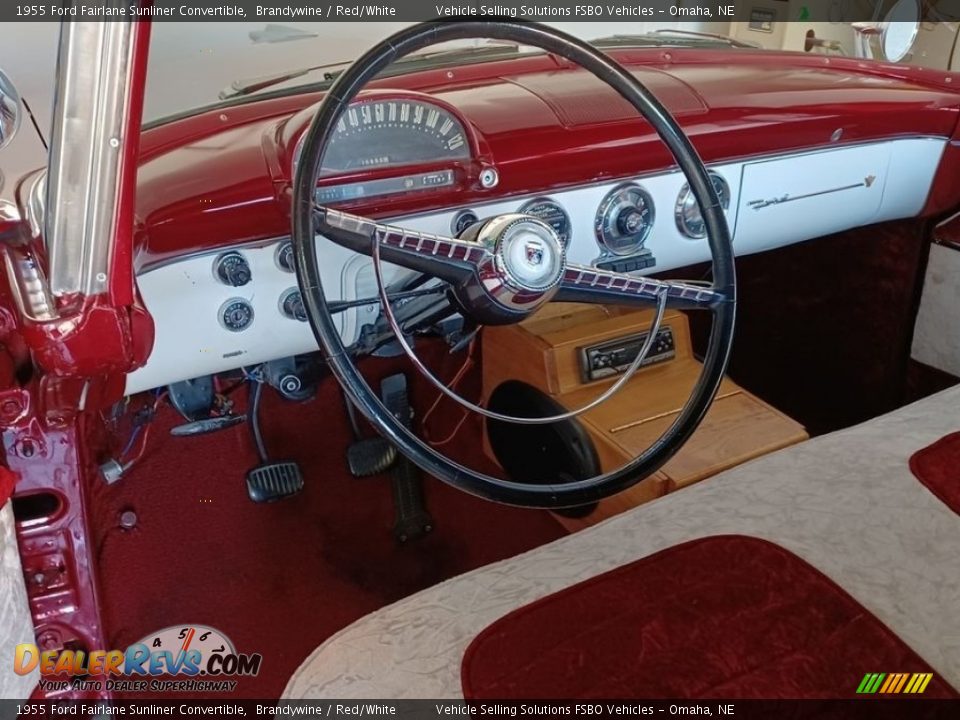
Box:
[462,535,958,699]
[89,351,566,699]
[910,432,960,515]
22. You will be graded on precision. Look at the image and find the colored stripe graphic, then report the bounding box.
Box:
[904,673,933,694]
[856,673,886,693]
[878,674,895,693]
[858,672,933,694]
[892,673,909,693]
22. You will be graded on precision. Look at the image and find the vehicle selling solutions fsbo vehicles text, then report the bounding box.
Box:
[435,5,652,16]
[433,5,733,17]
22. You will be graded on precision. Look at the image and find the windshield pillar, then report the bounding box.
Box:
[44,18,148,307]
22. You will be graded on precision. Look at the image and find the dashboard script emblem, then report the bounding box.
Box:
[525,242,544,266]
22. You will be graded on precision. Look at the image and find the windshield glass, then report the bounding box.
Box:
[143,21,754,125]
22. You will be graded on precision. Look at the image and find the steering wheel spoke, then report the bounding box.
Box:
[556,263,727,310]
[316,206,490,284]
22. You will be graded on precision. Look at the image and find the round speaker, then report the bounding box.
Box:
[486,381,601,518]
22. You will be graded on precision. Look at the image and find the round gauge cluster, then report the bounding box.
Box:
[519,197,572,248]
[674,172,731,239]
[595,183,655,257]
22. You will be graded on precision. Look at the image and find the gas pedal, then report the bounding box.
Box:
[381,373,434,543]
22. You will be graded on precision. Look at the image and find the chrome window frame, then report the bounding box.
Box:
[44,19,136,299]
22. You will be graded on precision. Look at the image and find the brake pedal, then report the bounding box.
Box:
[246,462,304,503]
[381,374,433,543]
[347,437,397,478]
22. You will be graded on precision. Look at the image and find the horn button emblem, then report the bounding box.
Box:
[462,213,567,322]
[497,217,565,292]
[525,242,545,267]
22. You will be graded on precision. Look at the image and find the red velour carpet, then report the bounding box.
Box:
[462,535,958,699]
[89,351,566,700]
[910,432,960,515]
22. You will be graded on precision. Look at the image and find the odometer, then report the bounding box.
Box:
[595,184,655,257]
[321,99,470,173]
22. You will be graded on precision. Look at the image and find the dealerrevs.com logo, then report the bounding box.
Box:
[15,624,262,694]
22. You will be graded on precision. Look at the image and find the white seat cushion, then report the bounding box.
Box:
[285,386,960,699]
[1,500,38,699]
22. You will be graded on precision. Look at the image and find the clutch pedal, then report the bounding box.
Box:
[245,379,304,503]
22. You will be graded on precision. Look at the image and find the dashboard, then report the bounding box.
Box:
[126,48,960,395]
[126,112,945,394]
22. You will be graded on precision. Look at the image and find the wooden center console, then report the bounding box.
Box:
[481,303,808,531]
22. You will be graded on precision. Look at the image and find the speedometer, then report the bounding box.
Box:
[595,184,655,257]
[321,99,470,173]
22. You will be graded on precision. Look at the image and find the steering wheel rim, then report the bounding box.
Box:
[292,19,736,508]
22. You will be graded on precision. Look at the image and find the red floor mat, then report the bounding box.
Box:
[463,535,957,699]
[90,354,566,699]
[910,432,960,515]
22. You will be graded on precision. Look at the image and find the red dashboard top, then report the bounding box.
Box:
[135,48,960,268]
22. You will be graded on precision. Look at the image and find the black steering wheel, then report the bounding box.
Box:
[292,20,736,508]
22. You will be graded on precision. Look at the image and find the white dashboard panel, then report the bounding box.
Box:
[125,137,946,395]
[735,138,945,254]
[735,143,889,254]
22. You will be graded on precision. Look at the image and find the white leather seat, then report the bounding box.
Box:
[285,386,960,699]
[1,500,38,699]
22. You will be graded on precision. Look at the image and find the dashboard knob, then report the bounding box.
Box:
[280,288,307,322]
[275,242,295,273]
[617,207,645,237]
[214,252,252,287]
[219,298,254,333]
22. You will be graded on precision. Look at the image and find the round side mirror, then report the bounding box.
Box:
[881,0,920,62]
[0,69,23,151]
